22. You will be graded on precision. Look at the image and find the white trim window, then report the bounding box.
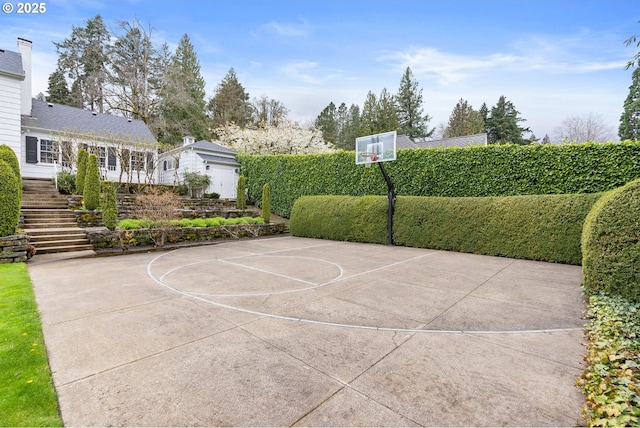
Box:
[39,139,58,164]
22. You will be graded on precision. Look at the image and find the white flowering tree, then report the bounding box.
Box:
[214,121,335,155]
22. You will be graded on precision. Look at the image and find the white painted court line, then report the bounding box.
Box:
[146,244,583,335]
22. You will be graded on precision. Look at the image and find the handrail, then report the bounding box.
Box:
[53,161,59,191]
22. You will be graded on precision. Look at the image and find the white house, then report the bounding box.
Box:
[158,136,240,199]
[0,38,157,184]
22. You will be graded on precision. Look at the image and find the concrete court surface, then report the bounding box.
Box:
[28,236,587,426]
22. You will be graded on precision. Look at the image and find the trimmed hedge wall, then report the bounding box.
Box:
[394,193,601,265]
[582,179,640,302]
[239,142,640,218]
[290,193,602,264]
[290,195,388,244]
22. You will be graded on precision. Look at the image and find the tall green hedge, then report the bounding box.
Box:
[0,160,20,237]
[290,193,601,264]
[239,142,640,217]
[83,154,100,210]
[290,195,389,244]
[582,179,640,302]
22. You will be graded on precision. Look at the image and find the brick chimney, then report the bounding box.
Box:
[17,37,32,116]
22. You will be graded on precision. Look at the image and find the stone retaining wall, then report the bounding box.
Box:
[85,223,287,253]
[0,234,32,263]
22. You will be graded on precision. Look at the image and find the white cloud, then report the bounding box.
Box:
[279,60,341,85]
[263,19,311,37]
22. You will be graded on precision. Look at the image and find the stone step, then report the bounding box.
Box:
[21,210,75,219]
[25,227,85,237]
[29,237,90,247]
[21,202,69,209]
[22,221,78,229]
[32,243,95,254]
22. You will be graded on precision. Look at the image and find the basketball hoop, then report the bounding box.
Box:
[360,152,378,168]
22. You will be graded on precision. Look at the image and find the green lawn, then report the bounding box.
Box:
[0,263,62,427]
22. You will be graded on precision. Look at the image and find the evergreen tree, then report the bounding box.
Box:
[485,96,530,145]
[46,68,72,105]
[54,14,110,113]
[619,67,640,140]
[344,104,361,147]
[359,91,378,136]
[479,103,489,133]
[396,67,433,138]
[542,134,552,144]
[443,98,485,138]
[315,102,338,145]
[76,148,88,195]
[208,68,253,129]
[158,34,210,145]
[377,88,400,133]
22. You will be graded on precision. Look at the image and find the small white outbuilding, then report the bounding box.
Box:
[157,136,240,199]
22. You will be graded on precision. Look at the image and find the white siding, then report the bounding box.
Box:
[0,75,22,165]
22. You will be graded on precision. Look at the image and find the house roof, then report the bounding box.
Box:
[0,48,25,79]
[396,134,417,149]
[197,153,240,166]
[188,140,236,155]
[22,99,156,142]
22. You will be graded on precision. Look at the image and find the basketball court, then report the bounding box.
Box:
[28,236,586,426]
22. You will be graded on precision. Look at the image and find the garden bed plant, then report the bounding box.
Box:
[578,292,640,427]
[116,216,264,229]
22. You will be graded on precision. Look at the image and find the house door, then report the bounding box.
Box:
[209,165,238,199]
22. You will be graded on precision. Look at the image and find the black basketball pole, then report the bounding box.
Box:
[377,162,395,246]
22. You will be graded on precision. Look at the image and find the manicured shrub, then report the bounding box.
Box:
[290,195,388,244]
[291,193,601,264]
[83,153,100,210]
[236,175,246,209]
[0,145,21,199]
[55,171,76,195]
[582,179,640,302]
[101,182,118,231]
[0,160,20,237]
[261,183,271,224]
[394,193,601,264]
[76,148,88,195]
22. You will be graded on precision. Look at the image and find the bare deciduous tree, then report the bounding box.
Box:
[553,113,617,144]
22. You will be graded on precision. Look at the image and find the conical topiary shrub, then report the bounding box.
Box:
[261,182,271,224]
[76,148,88,195]
[83,153,100,210]
[0,160,20,237]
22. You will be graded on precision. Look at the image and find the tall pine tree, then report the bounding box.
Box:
[208,68,252,129]
[443,98,484,138]
[158,34,209,144]
[315,102,338,145]
[485,96,530,145]
[396,67,433,138]
[619,67,640,140]
[46,68,72,105]
[54,14,110,112]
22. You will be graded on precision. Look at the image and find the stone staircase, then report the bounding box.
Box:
[21,178,93,254]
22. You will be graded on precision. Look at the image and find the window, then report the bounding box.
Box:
[88,146,106,168]
[131,151,146,171]
[107,148,117,171]
[39,139,58,164]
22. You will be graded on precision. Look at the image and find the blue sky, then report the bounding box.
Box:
[0,0,637,142]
